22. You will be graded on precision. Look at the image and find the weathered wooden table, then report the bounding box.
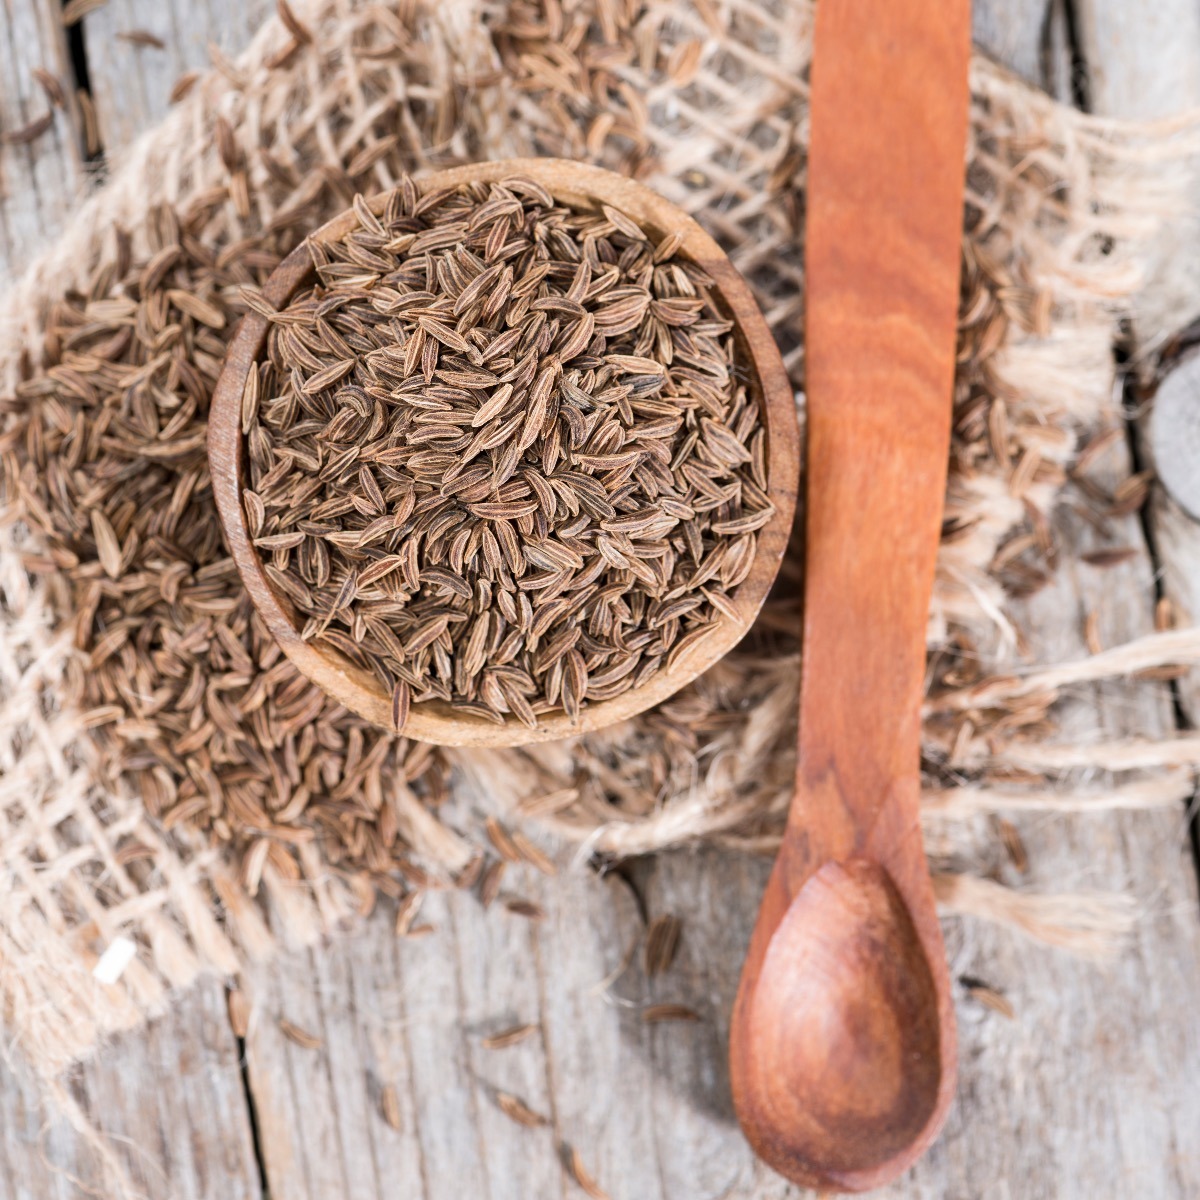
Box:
[3,2,1200,1197]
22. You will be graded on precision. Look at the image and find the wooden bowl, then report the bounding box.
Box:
[208,158,798,747]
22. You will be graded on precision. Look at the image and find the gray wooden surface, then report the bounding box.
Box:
[3,2,1200,1198]
[0,0,81,271]
[79,0,272,153]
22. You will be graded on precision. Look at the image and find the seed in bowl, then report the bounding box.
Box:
[242,176,774,730]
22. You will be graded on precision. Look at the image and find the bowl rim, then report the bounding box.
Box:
[207,157,799,747]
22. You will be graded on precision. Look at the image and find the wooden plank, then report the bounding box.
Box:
[6,809,1200,1200]
[1073,0,1200,117]
[1073,0,1200,346]
[971,0,1053,85]
[240,748,1200,1200]
[80,0,272,157]
[0,979,262,1199]
[240,864,677,1200]
[1073,2,1200,726]
[237,855,798,1200]
[1041,0,1075,104]
[1150,352,1200,726]
[0,1055,76,1200]
[0,0,84,277]
[1155,489,1200,727]
[921,445,1200,1196]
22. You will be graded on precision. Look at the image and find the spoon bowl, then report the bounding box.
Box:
[731,858,946,1190]
[208,159,798,747]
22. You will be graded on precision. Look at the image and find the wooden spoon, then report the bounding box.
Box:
[729,0,971,1190]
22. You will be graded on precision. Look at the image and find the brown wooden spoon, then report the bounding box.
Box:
[729,0,971,1190]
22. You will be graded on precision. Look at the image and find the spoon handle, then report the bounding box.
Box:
[787,0,971,889]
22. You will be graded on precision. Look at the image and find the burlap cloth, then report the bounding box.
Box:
[2,0,1200,1099]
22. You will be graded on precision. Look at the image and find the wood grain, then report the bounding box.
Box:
[208,158,799,748]
[1075,0,1200,346]
[240,863,656,1200]
[971,0,1056,84]
[0,0,82,277]
[730,0,970,1188]
[79,0,272,155]
[1073,0,1200,731]
[0,979,261,1199]
[1073,0,1200,117]
[5,822,1200,1199]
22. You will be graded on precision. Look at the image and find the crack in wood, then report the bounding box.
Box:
[60,0,104,165]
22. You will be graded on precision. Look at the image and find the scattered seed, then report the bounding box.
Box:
[1134,664,1192,682]
[504,897,546,921]
[1155,596,1176,631]
[279,1018,323,1049]
[497,1091,549,1127]
[31,68,66,108]
[456,853,485,889]
[1073,426,1123,473]
[116,29,167,48]
[480,859,507,908]
[486,817,523,863]
[993,816,1029,874]
[643,914,682,976]
[509,830,558,876]
[264,35,302,71]
[395,890,424,936]
[1109,470,1151,516]
[77,88,100,155]
[641,1003,700,1024]
[277,0,314,44]
[227,988,251,1038]
[1081,547,1137,568]
[169,71,200,102]
[1,112,54,146]
[966,983,1015,1019]
[0,22,471,926]
[481,1023,537,1049]
[113,838,153,864]
[380,1083,403,1130]
[565,1146,611,1199]
[666,39,704,86]
[62,0,107,25]
[518,788,579,816]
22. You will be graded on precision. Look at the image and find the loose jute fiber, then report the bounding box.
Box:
[2,0,1200,1096]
